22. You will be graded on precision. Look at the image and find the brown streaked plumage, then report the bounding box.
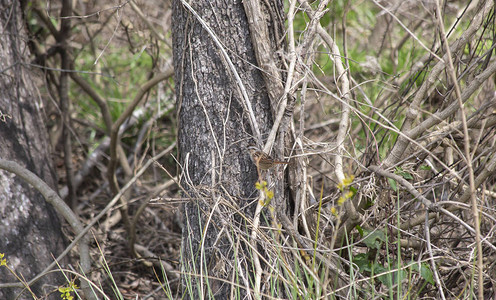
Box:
[248,145,289,170]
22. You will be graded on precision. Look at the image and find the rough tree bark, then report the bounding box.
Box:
[172,0,285,298]
[0,1,65,298]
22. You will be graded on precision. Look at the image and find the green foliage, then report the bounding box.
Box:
[70,43,176,165]
[395,167,413,180]
[0,253,6,266]
[59,281,79,300]
[331,174,355,215]
[353,229,435,292]
[154,259,174,299]
[387,167,414,191]
[72,48,155,127]
[15,0,490,298]
[411,262,435,285]
[255,180,274,203]
[362,229,386,250]
[387,178,398,192]
[419,164,432,171]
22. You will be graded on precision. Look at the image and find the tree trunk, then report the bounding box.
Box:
[172,0,284,298]
[0,1,65,298]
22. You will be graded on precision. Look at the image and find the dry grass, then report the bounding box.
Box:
[14,0,496,298]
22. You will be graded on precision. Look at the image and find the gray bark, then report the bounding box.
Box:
[0,1,65,298]
[172,0,284,298]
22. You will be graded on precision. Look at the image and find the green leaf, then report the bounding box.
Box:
[411,262,435,285]
[349,185,358,195]
[352,253,371,272]
[378,268,407,288]
[388,178,398,192]
[395,167,413,180]
[355,224,364,237]
[363,229,385,249]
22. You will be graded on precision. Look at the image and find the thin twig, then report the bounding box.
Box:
[129,0,167,43]
[424,212,446,299]
[368,165,433,208]
[434,1,484,297]
[370,0,442,61]
[383,0,494,168]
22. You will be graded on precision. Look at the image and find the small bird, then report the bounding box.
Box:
[248,145,289,170]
